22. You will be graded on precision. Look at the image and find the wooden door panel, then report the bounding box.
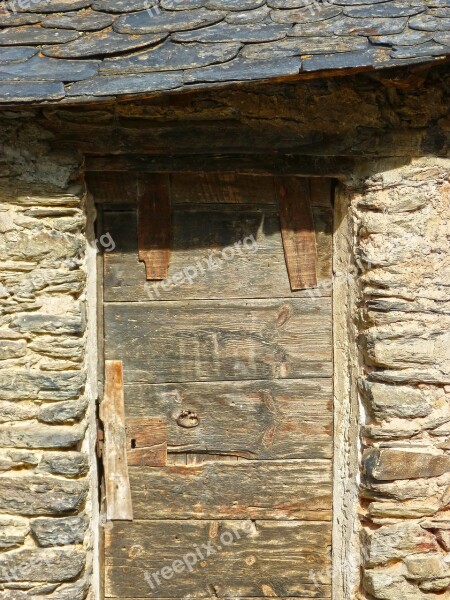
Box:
[105,298,332,384]
[100,175,333,600]
[129,460,331,521]
[123,379,332,460]
[102,205,332,302]
[105,520,331,599]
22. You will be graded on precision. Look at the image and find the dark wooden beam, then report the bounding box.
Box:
[85,154,354,179]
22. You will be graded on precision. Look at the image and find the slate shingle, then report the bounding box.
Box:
[100,40,241,74]
[0,0,446,104]
[114,8,225,35]
[42,31,166,58]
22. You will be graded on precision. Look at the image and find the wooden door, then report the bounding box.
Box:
[98,174,334,600]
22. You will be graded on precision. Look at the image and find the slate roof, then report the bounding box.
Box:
[0,0,448,104]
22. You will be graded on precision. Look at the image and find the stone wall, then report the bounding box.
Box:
[0,119,93,600]
[347,159,450,599]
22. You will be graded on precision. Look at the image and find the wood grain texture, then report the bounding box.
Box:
[102,206,332,302]
[126,418,167,467]
[129,460,331,521]
[101,360,133,521]
[85,153,354,178]
[310,177,333,208]
[104,298,332,384]
[170,173,277,205]
[86,171,138,205]
[123,379,332,460]
[137,174,171,280]
[105,519,331,598]
[277,177,318,290]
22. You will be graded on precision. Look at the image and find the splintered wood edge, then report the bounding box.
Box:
[103,360,133,521]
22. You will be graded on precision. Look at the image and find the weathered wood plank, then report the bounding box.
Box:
[310,177,333,208]
[129,460,332,521]
[105,520,332,598]
[85,154,354,178]
[137,174,171,281]
[102,206,332,302]
[278,177,318,290]
[126,418,167,467]
[101,360,133,521]
[86,171,137,204]
[170,173,277,205]
[104,298,332,384]
[123,379,332,460]
[92,174,334,208]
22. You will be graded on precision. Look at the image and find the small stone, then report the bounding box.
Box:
[419,577,450,592]
[405,553,450,580]
[364,448,450,481]
[31,517,87,547]
[0,547,85,582]
[362,382,433,419]
[0,400,37,423]
[436,530,450,551]
[39,400,86,424]
[364,522,439,567]
[368,498,441,519]
[0,56,98,82]
[0,423,86,449]
[38,451,89,478]
[0,517,29,550]
[0,475,87,515]
[0,340,26,361]
[11,314,85,335]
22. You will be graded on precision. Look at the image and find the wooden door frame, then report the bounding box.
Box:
[87,162,359,600]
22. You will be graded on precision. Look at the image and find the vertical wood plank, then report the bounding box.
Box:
[277,177,318,290]
[310,178,332,208]
[138,173,172,280]
[101,360,133,521]
[85,171,138,204]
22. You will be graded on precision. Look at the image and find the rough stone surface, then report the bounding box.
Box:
[31,517,87,547]
[352,158,450,599]
[0,120,91,598]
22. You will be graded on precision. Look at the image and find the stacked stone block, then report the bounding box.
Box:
[353,159,450,599]
[0,121,90,599]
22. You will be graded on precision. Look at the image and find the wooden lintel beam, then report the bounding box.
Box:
[85,154,353,179]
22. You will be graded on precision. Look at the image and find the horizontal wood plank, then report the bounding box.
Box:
[104,298,332,384]
[126,418,167,467]
[124,379,332,460]
[170,173,277,205]
[129,460,331,521]
[105,519,332,598]
[85,153,353,178]
[102,206,332,302]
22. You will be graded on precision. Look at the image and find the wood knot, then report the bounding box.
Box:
[176,410,199,429]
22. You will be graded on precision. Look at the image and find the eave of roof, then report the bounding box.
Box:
[0,0,448,105]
